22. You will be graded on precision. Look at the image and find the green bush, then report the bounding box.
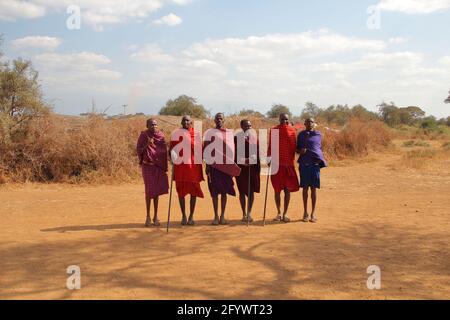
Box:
[266,104,292,118]
[159,95,209,118]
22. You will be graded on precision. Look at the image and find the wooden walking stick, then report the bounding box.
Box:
[262,163,271,226]
[166,161,175,234]
[247,164,251,227]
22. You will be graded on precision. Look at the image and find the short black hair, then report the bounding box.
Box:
[146,118,157,128]
[240,119,250,127]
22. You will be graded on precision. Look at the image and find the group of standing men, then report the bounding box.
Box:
[136,113,327,228]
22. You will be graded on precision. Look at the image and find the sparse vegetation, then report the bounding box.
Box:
[266,104,292,118]
[238,109,265,118]
[0,40,448,184]
[159,95,209,118]
[402,140,431,148]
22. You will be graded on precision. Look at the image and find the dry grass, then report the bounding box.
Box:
[322,118,392,160]
[0,115,393,184]
[390,141,450,171]
[392,124,450,141]
[402,140,431,148]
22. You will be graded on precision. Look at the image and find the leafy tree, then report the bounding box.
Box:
[351,104,379,121]
[266,104,292,118]
[159,95,209,118]
[445,90,450,104]
[436,117,449,126]
[420,116,438,131]
[378,102,400,126]
[0,54,50,144]
[319,104,351,125]
[403,106,426,120]
[238,109,265,118]
[300,101,321,119]
[378,102,425,126]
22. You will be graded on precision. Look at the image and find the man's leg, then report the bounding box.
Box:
[153,196,160,226]
[188,196,197,225]
[145,197,152,227]
[239,193,247,221]
[247,191,255,221]
[274,192,282,220]
[302,187,309,221]
[220,193,228,225]
[283,189,291,222]
[179,196,187,225]
[212,196,219,225]
[310,187,317,222]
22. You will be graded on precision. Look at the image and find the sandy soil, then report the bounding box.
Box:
[1,144,449,300]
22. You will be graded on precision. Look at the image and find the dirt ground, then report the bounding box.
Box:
[1,141,449,300]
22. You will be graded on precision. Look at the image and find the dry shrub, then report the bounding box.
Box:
[442,141,450,151]
[401,148,450,170]
[1,115,146,183]
[322,118,392,160]
[0,115,393,184]
[402,140,431,148]
[393,125,450,141]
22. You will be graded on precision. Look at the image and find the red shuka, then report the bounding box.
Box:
[170,127,204,198]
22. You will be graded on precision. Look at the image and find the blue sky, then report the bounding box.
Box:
[1,0,450,118]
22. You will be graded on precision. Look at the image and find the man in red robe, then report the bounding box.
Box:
[170,115,204,226]
[268,113,300,223]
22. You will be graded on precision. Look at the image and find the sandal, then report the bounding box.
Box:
[283,216,291,223]
[273,215,282,222]
[145,217,152,227]
[302,215,310,223]
[153,219,161,227]
[309,217,318,223]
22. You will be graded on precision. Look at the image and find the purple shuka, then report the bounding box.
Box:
[136,130,169,199]
[206,165,236,198]
[297,130,327,168]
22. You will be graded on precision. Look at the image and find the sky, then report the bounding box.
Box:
[1,0,450,118]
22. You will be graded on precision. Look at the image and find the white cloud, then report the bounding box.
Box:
[11,36,61,51]
[183,30,386,63]
[439,56,450,67]
[126,30,450,117]
[170,0,192,5]
[153,13,183,26]
[378,0,450,14]
[34,52,122,89]
[130,44,175,63]
[0,0,46,21]
[388,37,408,45]
[0,0,191,30]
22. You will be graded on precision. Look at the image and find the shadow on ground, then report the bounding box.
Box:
[1,222,449,299]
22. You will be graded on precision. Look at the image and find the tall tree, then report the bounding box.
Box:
[301,101,321,119]
[445,90,450,103]
[266,104,292,118]
[0,55,50,144]
[159,95,209,118]
[238,109,265,118]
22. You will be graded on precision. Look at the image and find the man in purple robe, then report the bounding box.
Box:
[234,119,260,223]
[297,118,327,223]
[204,113,237,226]
[136,119,169,227]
